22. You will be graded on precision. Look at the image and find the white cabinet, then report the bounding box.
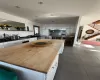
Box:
[3,42,13,48]
[46,55,59,80]
[59,42,64,54]
[1,37,37,48]
[3,40,22,48]
[29,37,37,42]
[0,43,4,48]
[0,61,46,80]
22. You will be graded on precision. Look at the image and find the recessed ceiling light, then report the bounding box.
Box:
[35,16,38,17]
[15,6,20,9]
[38,1,43,5]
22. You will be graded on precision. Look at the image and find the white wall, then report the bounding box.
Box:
[73,17,81,45]
[80,13,100,26]
[0,11,35,31]
[0,31,34,38]
[0,11,42,36]
[40,24,76,36]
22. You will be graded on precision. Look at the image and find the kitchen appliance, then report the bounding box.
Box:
[49,29,66,39]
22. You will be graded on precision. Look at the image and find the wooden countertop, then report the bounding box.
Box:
[0,39,64,73]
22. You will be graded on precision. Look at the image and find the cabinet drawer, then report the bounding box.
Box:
[46,55,59,80]
[3,41,21,48]
[0,43,4,48]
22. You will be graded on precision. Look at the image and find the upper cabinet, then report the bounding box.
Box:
[0,18,25,31]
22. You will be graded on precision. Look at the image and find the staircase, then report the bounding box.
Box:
[88,20,100,31]
[86,20,100,40]
[85,33,100,40]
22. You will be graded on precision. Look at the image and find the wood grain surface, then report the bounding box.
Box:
[0,39,64,73]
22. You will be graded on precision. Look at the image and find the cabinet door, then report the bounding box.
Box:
[0,43,4,48]
[46,55,59,80]
[12,40,22,46]
[46,62,58,80]
[0,61,46,80]
[3,40,22,48]
[59,43,64,54]
[3,42,14,48]
[29,38,37,42]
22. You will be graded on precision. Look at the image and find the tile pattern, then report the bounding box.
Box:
[54,46,100,80]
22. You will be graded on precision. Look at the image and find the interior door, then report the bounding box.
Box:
[33,25,40,36]
[77,26,83,41]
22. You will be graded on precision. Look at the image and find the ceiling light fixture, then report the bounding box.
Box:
[15,6,20,9]
[38,1,43,5]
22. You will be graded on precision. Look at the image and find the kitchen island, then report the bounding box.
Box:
[0,39,64,80]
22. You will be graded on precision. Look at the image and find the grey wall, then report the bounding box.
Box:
[40,24,77,36]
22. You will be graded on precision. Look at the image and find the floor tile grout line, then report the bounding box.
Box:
[83,65,91,80]
[54,46,100,80]
[75,50,91,80]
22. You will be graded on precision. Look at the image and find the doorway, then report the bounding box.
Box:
[77,26,83,41]
[33,25,40,36]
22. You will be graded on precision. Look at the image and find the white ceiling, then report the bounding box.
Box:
[0,18,8,22]
[35,17,79,24]
[0,0,99,23]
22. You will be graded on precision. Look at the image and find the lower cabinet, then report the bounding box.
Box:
[0,43,4,48]
[46,55,59,80]
[3,40,22,48]
[59,43,64,54]
[29,37,37,42]
[2,37,37,48]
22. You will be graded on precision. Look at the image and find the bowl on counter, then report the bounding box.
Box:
[31,40,52,47]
